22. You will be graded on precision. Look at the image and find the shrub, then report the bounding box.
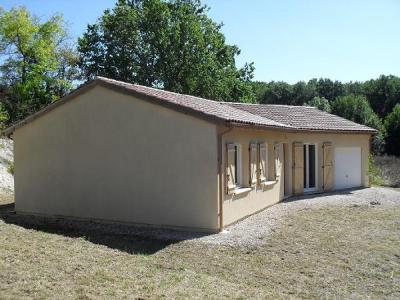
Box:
[7,162,14,175]
[305,96,331,112]
[368,155,384,186]
[0,103,9,130]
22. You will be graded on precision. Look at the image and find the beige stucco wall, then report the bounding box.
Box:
[221,127,371,226]
[13,85,219,231]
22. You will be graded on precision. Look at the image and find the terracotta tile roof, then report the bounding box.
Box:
[97,77,290,129]
[223,103,376,133]
[2,77,376,136]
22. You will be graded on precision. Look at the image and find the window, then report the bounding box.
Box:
[226,143,242,192]
[303,143,317,191]
[259,143,268,182]
[249,144,258,185]
[274,143,281,178]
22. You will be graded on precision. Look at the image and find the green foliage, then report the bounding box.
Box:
[307,78,345,102]
[363,75,400,118]
[0,102,8,129]
[384,104,400,156]
[7,161,14,175]
[78,0,255,102]
[291,81,317,105]
[305,96,331,112]
[258,81,294,105]
[332,95,385,154]
[368,155,384,186]
[332,95,382,128]
[0,6,80,124]
[257,78,346,105]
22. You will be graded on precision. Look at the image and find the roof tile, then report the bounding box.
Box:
[223,103,376,133]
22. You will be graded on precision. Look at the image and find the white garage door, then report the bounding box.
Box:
[334,147,362,190]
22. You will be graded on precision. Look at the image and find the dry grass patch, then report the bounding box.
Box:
[375,155,400,187]
[0,199,399,299]
[0,193,13,206]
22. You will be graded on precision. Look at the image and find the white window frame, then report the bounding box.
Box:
[303,143,318,192]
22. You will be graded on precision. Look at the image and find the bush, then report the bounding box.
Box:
[368,155,384,186]
[384,104,400,156]
[304,96,331,112]
[7,161,14,175]
[0,103,9,130]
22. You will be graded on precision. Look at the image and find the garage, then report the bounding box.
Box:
[334,147,362,190]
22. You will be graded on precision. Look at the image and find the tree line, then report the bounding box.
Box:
[251,77,400,155]
[0,1,399,156]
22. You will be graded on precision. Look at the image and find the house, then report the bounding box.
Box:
[3,77,376,232]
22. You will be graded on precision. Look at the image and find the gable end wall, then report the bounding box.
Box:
[13,85,219,231]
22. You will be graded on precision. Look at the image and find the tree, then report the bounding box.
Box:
[0,6,80,124]
[363,75,400,118]
[292,81,317,105]
[384,104,400,156]
[259,81,293,104]
[78,0,255,102]
[311,78,345,101]
[344,81,364,95]
[332,94,385,154]
[305,96,331,112]
[250,81,269,103]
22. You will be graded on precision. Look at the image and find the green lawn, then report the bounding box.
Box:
[0,193,399,299]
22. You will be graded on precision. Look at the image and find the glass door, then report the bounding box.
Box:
[303,144,317,191]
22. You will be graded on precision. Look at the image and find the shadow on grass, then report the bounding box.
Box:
[0,203,209,255]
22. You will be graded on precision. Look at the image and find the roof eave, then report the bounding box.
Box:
[225,122,377,134]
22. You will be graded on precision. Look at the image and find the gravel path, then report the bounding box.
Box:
[197,187,400,247]
[0,139,13,194]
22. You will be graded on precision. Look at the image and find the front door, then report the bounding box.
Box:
[303,144,317,192]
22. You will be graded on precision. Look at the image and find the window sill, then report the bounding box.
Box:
[233,187,252,195]
[260,180,277,187]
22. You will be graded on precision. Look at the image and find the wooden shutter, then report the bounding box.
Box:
[323,142,334,191]
[249,143,258,185]
[292,142,304,195]
[274,143,281,179]
[259,143,267,182]
[226,144,236,193]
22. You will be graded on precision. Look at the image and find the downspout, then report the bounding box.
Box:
[217,125,233,232]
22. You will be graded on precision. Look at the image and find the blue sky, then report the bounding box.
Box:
[2,0,399,83]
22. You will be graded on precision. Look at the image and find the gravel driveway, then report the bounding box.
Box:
[198,187,400,247]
